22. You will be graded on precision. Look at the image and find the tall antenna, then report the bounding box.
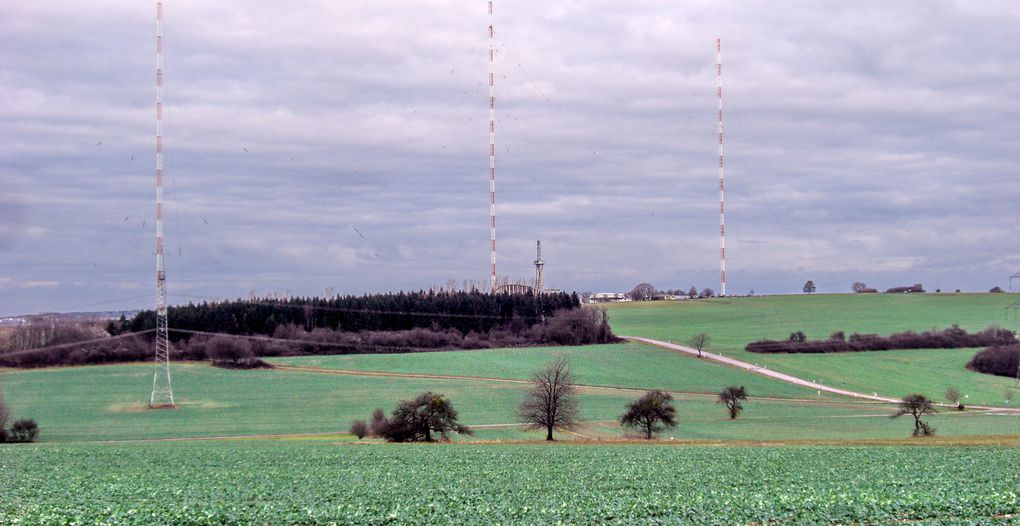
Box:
[487,0,497,291]
[534,240,544,291]
[716,38,727,297]
[150,0,174,408]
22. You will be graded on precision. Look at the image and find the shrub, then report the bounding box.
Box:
[8,418,39,443]
[207,337,257,368]
[968,345,1020,378]
[369,408,388,437]
[349,420,368,439]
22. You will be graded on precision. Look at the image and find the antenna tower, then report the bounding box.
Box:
[716,38,727,297]
[534,240,544,291]
[150,0,174,408]
[487,0,497,291]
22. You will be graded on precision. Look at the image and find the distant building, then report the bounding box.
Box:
[590,292,630,303]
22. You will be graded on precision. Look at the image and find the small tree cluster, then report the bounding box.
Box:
[353,393,472,442]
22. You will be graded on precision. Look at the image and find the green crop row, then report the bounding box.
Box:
[2,442,1018,524]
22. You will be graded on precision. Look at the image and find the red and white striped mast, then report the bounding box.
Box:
[487,0,497,291]
[150,0,174,407]
[716,38,727,297]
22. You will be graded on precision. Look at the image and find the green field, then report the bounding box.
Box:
[268,342,819,399]
[4,360,1020,443]
[605,293,1020,406]
[3,442,1019,525]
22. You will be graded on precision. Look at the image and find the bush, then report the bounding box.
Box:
[349,419,368,439]
[968,345,1020,378]
[7,418,39,443]
[207,337,258,368]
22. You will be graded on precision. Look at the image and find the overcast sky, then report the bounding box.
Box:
[1,0,1018,316]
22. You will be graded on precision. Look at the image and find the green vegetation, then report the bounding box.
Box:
[269,343,818,399]
[3,362,1020,443]
[606,293,1020,405]
[3,442,1019,524]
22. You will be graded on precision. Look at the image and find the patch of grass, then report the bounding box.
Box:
[268,343,818,399]
[5,362,1020,443]
[605,293,1020,405]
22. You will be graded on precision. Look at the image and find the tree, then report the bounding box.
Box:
[620,390,677,439]
[369,408,388,437]
[629,283,656,301]
[8,419,39,443]
[803,280,816,294]
[518,356,580,441]
[349,419,368,439]
[700,288,715,298]
[687,286,698,298]
[852,282,868,293]
[380,392,472,442]
[718,386,747,419]
[944,386,962,410]
[892,394,937,436]
[687,333,710,358]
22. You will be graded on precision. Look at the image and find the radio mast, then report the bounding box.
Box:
[150,0,174,408]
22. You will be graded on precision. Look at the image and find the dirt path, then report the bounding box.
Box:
[622,336,902,402]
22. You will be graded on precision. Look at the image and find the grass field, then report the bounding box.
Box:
[4,361,1020,443]
[268,342,820,399]
[3,442,1019,525]
[605,293,1020,406]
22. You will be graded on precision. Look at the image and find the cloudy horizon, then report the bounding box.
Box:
[2,0,1019,316]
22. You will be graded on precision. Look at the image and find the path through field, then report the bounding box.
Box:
[622,336,902,402]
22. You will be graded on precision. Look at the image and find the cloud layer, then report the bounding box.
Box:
[2,0,1018,315]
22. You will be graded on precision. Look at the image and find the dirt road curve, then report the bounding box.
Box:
[622,336,900,403]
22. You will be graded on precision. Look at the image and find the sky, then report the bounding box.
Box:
[1,0,1019,316]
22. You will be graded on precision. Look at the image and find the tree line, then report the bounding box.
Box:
[112,290,581,338]
[746,325,1016,354]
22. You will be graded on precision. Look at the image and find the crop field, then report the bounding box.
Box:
[605,293,1020,406]
[2,442,1019,525]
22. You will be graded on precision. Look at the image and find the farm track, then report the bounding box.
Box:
[623,336,1020,413]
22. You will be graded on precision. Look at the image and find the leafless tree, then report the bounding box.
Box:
[687,333,710,358]
[718,386,747,419]
[944,386,962,409]
[892,394,937,436]
[518,356,579,441]
[620,390,677,439]
[852,281,868,293]
[803,280,816,294]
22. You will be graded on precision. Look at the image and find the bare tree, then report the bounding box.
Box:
[803,280,816,294]
[700,288,715,298]
[369,408,388,437]
[687,333,710,358]
[892,394,937,436]
[518,356,580,441]
[718,386,747,419]
[852,281,868,293]
[620,390,677,439]
[944,386,963,410]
